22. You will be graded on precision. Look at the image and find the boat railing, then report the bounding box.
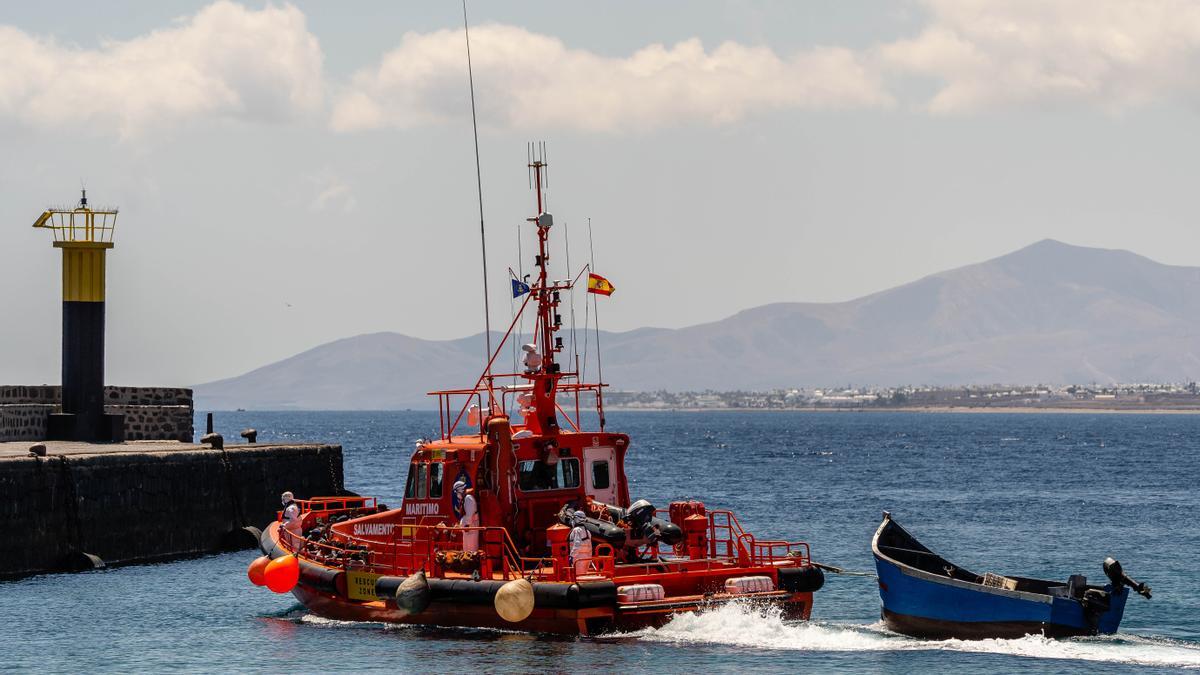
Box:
[429,379,608,440]
[277,496,379,530]
[707,510,811,567]
[294,496,377,514]
[281,519,566,582]
[277,509,812,585]
[278,524,379,571]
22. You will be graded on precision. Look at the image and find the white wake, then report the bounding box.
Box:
[633,602,1200,669]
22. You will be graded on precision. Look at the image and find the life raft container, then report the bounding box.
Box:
[725,575,775,594]
[617,584,665,603]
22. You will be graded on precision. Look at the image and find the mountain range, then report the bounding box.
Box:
[194,239,1200,410]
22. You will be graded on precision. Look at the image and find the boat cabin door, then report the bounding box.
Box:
[583,445,617,505]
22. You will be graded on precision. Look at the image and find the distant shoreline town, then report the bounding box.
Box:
[602,383,1200,412]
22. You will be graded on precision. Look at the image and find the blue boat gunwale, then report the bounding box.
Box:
[871,518,1055,604]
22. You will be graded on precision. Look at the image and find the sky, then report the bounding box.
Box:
[3,0,1200,386]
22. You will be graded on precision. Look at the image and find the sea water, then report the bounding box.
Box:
[2,411,1197,673]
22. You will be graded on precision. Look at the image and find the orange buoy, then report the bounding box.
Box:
[264,555,300,593]
[247,556,270,586]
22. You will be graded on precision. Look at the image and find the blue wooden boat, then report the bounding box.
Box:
[872,513,1151,639]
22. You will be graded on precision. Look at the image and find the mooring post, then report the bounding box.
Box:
[206,412,214,435]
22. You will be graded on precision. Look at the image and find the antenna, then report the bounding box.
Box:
[588,217,606,430]
[463,0,493,387]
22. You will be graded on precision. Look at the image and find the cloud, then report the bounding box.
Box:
[331,24,892,133]
[0,1,323,136]
[309,174,356,213]
[881,0,1200,113]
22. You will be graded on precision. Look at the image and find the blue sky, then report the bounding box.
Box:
[3,1,1199,385]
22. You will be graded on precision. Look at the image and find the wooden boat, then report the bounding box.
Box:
[244,155,825,635]
[872,512,1150,639]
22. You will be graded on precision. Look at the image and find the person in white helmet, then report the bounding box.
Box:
[454,480,480,552]
[568,510,593,577]
[281,491,302,535]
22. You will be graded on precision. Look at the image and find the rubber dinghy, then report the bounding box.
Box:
[872,512,1151,639]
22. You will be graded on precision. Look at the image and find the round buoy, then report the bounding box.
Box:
[494,578,534,623]
[264,555,300,593]
[395,570,431,616]
[247,556,270,586]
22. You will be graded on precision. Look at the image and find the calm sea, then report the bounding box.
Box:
[3,410,1198,673]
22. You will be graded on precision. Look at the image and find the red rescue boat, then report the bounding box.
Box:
[247,156,824,635]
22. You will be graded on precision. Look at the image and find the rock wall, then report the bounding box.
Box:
[0,404,53,440]
[106,405,192,442]
[0,386,194,442]
[0,443,344,578]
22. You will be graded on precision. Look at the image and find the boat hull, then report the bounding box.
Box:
[872,520,1129,640]
[881,607,1095,640]
[261,523,814,636]
[292,582,812,636]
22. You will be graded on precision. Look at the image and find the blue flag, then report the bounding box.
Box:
[511,278,531,298]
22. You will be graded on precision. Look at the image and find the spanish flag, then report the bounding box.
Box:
[587,272,615,296]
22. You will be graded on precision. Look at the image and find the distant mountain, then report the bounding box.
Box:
[194,240,1200,410]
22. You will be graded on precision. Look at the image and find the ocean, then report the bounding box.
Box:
[3,410,1198,673]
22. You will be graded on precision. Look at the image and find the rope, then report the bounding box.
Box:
[812,561,877,578]
[587,218,605,430]
[217,447,248,527]
[57,456,83,553]
[565,222,580,379]
[463,0,493,382]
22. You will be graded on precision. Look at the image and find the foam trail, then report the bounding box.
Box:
[634,602,1200,669]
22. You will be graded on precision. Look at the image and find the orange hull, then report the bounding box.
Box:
[291,579,813,636]
[262,523,815,636]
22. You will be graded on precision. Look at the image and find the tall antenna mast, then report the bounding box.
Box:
[463,0,493,386]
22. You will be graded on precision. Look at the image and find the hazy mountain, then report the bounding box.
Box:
[194,240,1200,409]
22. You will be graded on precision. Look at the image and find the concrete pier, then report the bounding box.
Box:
[0,440,344,578]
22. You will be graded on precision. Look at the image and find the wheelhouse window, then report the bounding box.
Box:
[591,460,610,490]
[415,463,429,499]
[517,457,580,491]
[429,463,444,498]
[404,464,417,498]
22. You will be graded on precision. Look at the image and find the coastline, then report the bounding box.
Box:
[605,405,1200,415]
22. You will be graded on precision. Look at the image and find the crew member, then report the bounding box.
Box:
[568,510,593,577]
[281,491,302,535]
[455,481,480,552]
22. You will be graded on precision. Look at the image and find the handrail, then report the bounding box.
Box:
[277,506,815,583]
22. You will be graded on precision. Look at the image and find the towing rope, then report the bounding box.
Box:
[812,561,877,578]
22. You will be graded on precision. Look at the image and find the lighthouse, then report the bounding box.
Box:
[33,190,123,442]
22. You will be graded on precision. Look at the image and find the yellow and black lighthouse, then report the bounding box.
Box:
[33,191,123,442]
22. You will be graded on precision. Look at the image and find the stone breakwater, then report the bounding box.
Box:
[0,441,344,578]
[0,385,193,442]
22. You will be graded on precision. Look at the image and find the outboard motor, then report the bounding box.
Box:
[1103,557,1152,599]
[624,500,684,548]
[626,500,655,527]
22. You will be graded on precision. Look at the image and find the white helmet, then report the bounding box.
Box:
[453,480,467,494]
[281,491,294,505]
